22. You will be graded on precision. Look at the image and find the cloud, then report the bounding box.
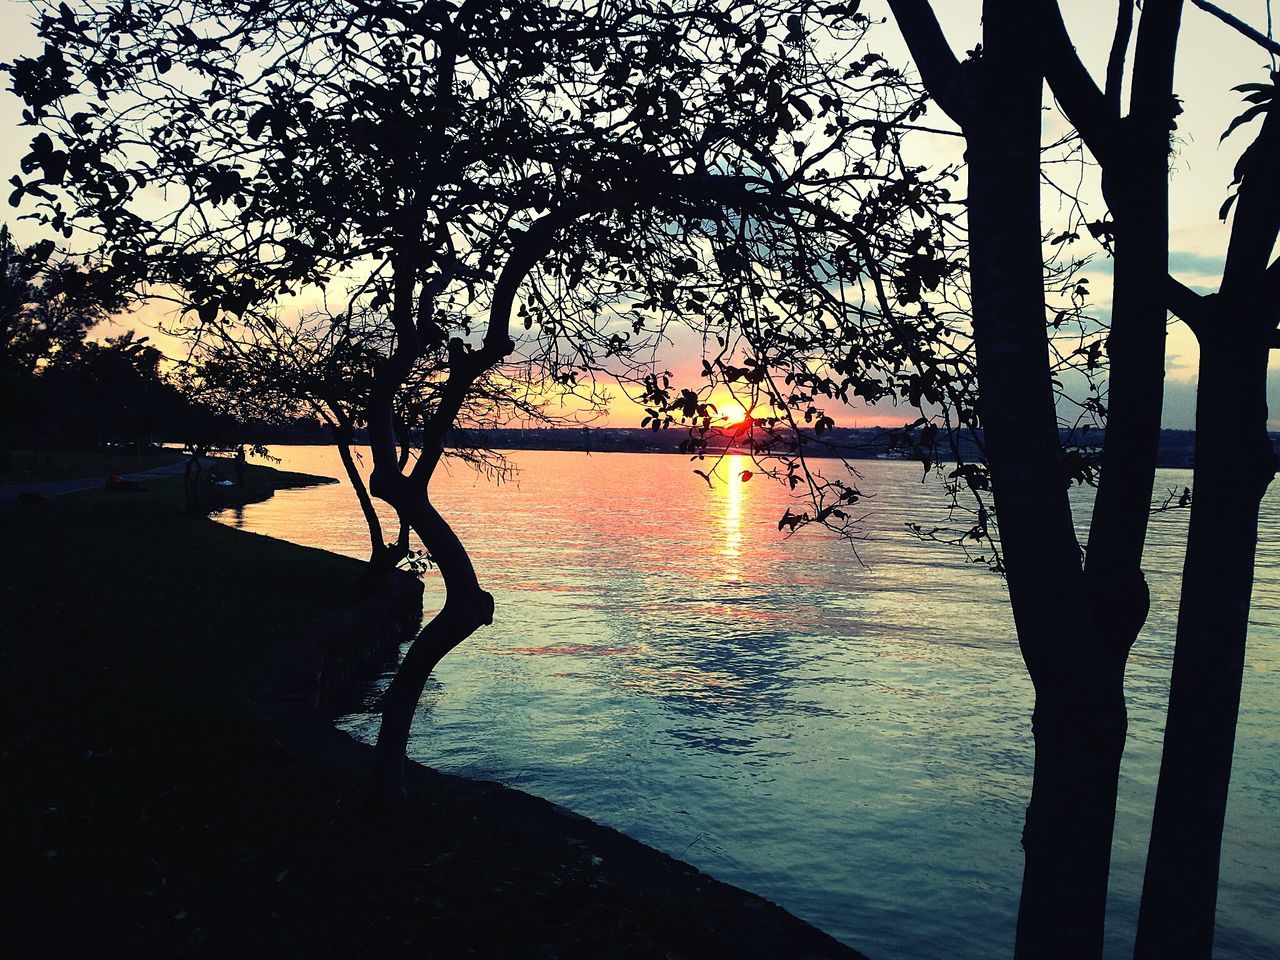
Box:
[1080,250,1226,281]
[1167,250,1227,278]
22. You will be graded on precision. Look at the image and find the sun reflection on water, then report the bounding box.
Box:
[720,454,744,581]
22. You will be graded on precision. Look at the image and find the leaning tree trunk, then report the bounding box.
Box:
[370,494,494,808]
[1134,337,1277,958]
[1080,0,1182,727]
[1137,93,1280,956]
[329,425,409,578]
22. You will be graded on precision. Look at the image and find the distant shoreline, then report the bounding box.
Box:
[229,426,1241,470]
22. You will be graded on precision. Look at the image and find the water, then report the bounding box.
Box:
[216,447,1280,959]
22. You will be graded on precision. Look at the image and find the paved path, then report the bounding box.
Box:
[0,461,189,508]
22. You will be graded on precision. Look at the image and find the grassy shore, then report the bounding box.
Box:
[0,466,862,959]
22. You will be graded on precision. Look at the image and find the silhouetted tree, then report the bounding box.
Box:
[0,224,123,449]
[882,1,1186,955]
[194,304,547,574]
[890,2,1280,957]
[7,0,951,805]
[1137,64,1279,960]
[1042,7,1280,956]
[0,223,201,460]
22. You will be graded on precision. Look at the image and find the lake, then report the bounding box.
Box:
[215,446,1280,959]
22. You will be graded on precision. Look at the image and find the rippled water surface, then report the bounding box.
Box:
[216,447,1280,959]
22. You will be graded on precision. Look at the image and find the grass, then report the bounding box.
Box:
[0,463,358,747]
[0,465,861,959]
[0,447,187,484]
[1,465,364,956]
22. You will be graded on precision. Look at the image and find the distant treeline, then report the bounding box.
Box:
[244,423,1275,471]
[446,426,1217,467]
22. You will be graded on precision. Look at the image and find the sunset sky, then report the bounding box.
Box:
[1,0,1277,429]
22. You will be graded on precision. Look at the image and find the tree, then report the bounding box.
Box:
[880,1,1189,955]
[1040,6,1280,955]
[888,1,1280,956]
[1134,62,1280,960]
[0,223,122,449]
[0,222,193,459]
[7,0,951,805]
[192,302,542,575]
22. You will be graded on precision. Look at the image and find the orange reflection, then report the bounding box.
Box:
[721,454,744,581]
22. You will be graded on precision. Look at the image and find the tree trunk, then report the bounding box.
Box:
[1138,92,1280,956]
[1035,17,1184,954]
[369,495,493,808]
[1134,337,1276,958]
[1016,668,1129,959]
[330,427,397,572]
[1084,0,1182,667]
[887,3,1144,952]
[370,595,491,805]
[967,6,1126,956]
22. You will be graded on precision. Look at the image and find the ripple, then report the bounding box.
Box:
[219,448,1280,960]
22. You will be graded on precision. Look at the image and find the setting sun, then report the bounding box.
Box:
[719,401,748,425]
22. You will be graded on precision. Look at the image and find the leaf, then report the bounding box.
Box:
[247,106,272,140]
[1220,101,1269,142]
[1219,191,1238,222]
[1231,82,1275,95]
[790,95,813,122]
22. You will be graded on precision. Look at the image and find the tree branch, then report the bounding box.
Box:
[885,0,971,127]
[1189,0,1280,56]
[1130,0,1185,135]
[1165,275,1210,337]
[1039,0,1122,167]
[1106,1,1136,116]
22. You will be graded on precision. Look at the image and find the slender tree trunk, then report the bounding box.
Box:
[1138,93,1280,955]
[1049,16,1183,954]
[1084,0,1182,670]
[330,425,395,571]
[1134,337,1276,958]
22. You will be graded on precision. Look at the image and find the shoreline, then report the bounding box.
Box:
[1,462,867,959]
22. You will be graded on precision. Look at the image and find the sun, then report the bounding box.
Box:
[719,401,748,426]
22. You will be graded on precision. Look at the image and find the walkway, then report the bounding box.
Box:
[0,461,190,508]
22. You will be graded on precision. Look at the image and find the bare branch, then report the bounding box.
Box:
[1189,0,1280,56]
[1165,275,1210,337]
[1106,1,1136,115]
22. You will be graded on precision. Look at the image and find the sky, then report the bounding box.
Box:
[1,0,1277,429]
